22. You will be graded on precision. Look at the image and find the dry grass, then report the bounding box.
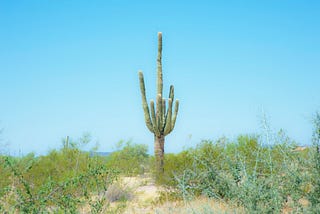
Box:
[115,174,242,214]
[153,197,243,214]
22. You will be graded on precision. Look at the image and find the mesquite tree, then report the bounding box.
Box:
[138,32,179,176]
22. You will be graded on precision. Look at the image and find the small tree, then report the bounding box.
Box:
[138,32,179,178]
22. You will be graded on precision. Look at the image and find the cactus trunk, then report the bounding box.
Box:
[138,32,179,179]
[154,134,165,175]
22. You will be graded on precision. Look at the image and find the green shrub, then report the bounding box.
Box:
[105,141,149,176]
[0,155,15,197]
[172,132,310,213]
[156,150,193,185]
[0,137,119,213]
[308,112,320,212]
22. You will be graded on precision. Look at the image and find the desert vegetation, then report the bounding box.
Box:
[1,113,320,213]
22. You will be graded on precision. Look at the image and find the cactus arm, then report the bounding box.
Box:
[162,98,166,131]
[157,32,163,97]
[164,98,173,135]
[159,96,163,130]
[156,94,162,133]
[163,85,175,133]
[169,99,179,133]
[138,71,154,132]
[169,85,174,101]
[150,100,160,136]
[165,85,175,127]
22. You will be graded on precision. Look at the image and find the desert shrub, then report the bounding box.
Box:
[308,112,320,212]
[153,150,194,186]
[105,141,149,176]
[2,156,118,213]
[0,136,119,213]
[14,135,109,196]
[0,155,15,197]
[173,131,310,213]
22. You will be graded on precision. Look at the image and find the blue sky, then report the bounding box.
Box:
[0,0,319,155]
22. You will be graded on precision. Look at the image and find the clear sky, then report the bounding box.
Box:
[0,0,319,155]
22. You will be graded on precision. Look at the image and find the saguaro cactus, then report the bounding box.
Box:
[138,32,179,176]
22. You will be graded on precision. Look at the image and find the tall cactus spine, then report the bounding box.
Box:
[138,32,179,177]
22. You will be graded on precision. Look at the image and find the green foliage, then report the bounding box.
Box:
[308,112,320,211]
[0,137,119,213]
[171,132,312,213]
[2,113,320,213]
[105,141,149,176]
[153,151,194,185]
[0,155,15,196]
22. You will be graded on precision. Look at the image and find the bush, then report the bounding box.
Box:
[105,141,149,176]
[0,137,119,213]
[152,150,194,186]
[308,112,320,212]
[172,132,311,213]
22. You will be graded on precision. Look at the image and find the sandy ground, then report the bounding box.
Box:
[118,175,241,214]
[121,175,161,213]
